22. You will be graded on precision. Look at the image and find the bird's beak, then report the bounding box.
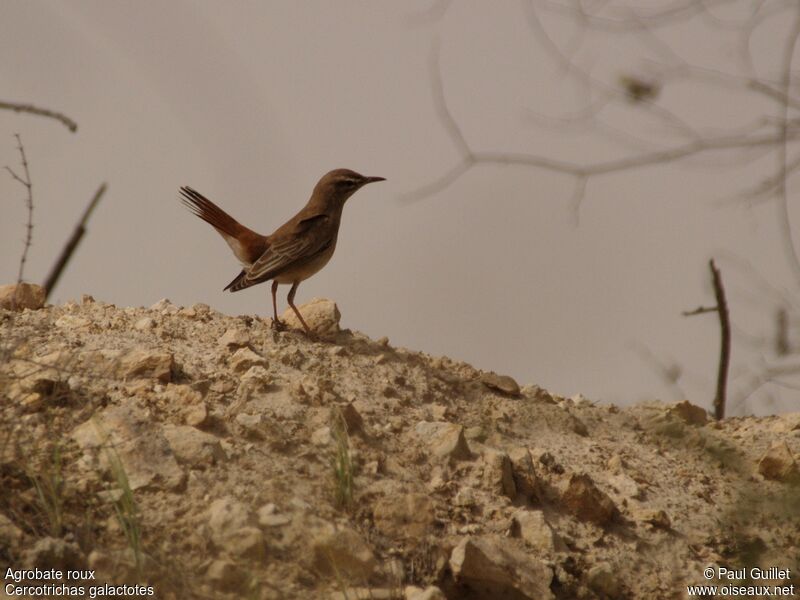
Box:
[363,176,386,184]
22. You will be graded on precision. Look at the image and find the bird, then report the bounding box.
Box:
[179,169,385,335]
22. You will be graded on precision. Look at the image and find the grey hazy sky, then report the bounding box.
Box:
[2,1,797,415]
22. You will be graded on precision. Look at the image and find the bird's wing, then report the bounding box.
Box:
[239,215,332,285]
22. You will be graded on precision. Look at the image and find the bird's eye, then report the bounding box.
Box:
[340,179,357,188]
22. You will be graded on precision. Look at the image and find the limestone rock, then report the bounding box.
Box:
[373,493,436,539]
[562,473,618,525]
[511,509,559,552]
[218,328,250,349]
[405,586,447,600]
[230,347,267,373]
[415,421,472,461]
[480,371,521,396]
[0,282,45,310]
[758,441,799,482]
[21,537,85,570]
[310,523,376,580]
[669,400,708,426]
[163,424,225,467]
[71,402,185,491]
[118,348,174,382]
[134,317,155,331]
[206,497,263,558]
[449,535,554,600]
[281,297,341,336]
[55,314,91,329]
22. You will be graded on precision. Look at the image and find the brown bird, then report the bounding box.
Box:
[180,169,385,334]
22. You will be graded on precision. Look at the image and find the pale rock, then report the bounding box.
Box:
[150,298,178,314]
[184,402,208,427]
[562,473,619,525]
[21,536,85,570]
[206,497,263,557]
[480,371,521,396]
[118,348,174,382]
[230,347,267,373]
[373,493,436,539]
[508,447,539,500]
[669,400,709,426]
[758,441,799,482]
[449,535,554,600]
[257,504,291,527]
[414,421,472,460]
[310,523,376,580]
[511,509,559,552]
[244,386,304,422]
[163,424,225,467]
[218,328,250,349]
[405,586,447,600]
[281,297,341,336]
[607,472,642,500]
[134,317,155,331]
[71,402,185,491]
[570,393,593,407]
[55,315,91,329]
[206,559,247,591]
[311,426,333,446]
[482,448,516,499]
[0,282,45,310]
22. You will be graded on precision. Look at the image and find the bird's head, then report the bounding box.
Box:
[314,168,385,205]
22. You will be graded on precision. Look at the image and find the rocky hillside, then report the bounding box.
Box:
[1,284,799,599]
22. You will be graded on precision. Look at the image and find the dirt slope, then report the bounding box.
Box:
[1,294,799,599]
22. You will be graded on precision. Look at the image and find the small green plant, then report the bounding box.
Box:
[94,421,143,574]
[27,442,65,537]
[330,408,354,511]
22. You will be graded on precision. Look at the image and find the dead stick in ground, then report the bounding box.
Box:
[43,183,107,300]
[682,259,730,420]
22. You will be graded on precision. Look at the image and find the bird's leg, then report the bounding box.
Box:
[270,280,286,331]
[287,281,312,335]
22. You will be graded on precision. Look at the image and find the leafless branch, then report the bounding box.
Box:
[774,3,800,284]
[683,259,730,419]
[43,183,107,300]
[0,100,77,133]
[5,134,34,284]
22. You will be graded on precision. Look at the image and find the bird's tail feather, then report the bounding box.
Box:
[179,186,242,239]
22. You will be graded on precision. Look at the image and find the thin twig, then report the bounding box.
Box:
[5,133,34,284]
[0,100,77,132]
[43,183,107,300]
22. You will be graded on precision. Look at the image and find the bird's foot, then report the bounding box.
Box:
[271,318,287,332]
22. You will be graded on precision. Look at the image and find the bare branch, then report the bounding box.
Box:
[774,3,800,284]
[43,183,107,300]
[0,100,77,133]
[5,134,34,284]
